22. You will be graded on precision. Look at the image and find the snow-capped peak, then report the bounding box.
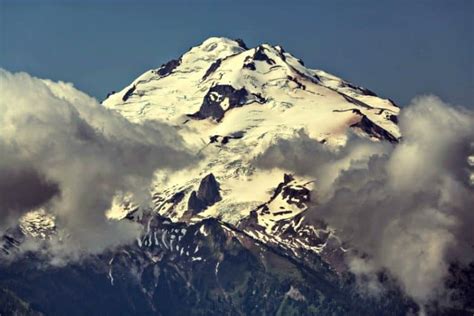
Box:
[103,36,398,143]
[21,37,402,270]
[100,36,400,227]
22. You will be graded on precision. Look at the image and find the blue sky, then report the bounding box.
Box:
[1,0,472,107]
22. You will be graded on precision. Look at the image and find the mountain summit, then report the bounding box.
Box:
[104,37,399,142]
[99,37,401,264]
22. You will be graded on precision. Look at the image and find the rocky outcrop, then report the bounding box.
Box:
[156,58,181,77]
[253,46,276,65]
[209,131,245,145]
[242,56,256,70]
[233,38,248,50]
[190,85,250,121]
[191,84,267,121]
[202,59,222,81]
[197,173,221,205]
[341,82,377,96]
[187,191,207,214]
[187,173,222,215]
[122,85,136,101]
[351,115,399,143]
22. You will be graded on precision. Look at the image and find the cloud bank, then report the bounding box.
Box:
[255,95,474,307]
[0,69,194,261]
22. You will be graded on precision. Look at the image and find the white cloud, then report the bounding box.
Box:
[254,95,474,306]
[0,69,195,261]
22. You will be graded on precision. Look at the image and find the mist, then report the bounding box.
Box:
[254,95,474,307]
[0,69,195,262]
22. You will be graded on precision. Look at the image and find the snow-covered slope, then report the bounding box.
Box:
[20,37,401,270]
[103,37,399,143]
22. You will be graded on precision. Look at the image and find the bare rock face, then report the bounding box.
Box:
[191,85,250,121]
[351,114,399,143]
[253,46,276,65]
[202,59,222,81]
[156,58,181,77]
[122,85,136,101]
[233,38,248,50]
[187,173,222,215]
[197,173,222,205]
[187,191,207,214]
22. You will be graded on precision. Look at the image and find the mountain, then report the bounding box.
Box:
[100,36,400,272]
[3,37,470,315]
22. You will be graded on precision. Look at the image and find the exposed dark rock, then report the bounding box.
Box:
[253,93,266,103]
[254,173,310,210]
[242,56,256,70]
[273,210,294,216]
[156,58,181,77]
[229,131,245,139]
[287,76,306,90]
[221,136,230,144]
[168,191,185,204]
[274,45,286,61]
[122,85,136,102]
[105,91,116,99]
[282,184,310,209]
[341,82,377,96]
[197,173,221,206]
[237,210,263,231]
[245,173,301,220]
[351,115,399,143]
[388,98,400,108]
[186,173,222,215]
[339,93,373,110]
[124,207,140,221]
[233,38,248,50]
[283,173,294,184]
[202,59,222,81]
[253,46,276,65]
[187,190,207,214]
[388,114,398,124]
[209,135,219,144]
[190,85,250,121]
[237,176,345,276]
[209,131,245,145]
[288,64,320,83]
[264,173,292,203]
